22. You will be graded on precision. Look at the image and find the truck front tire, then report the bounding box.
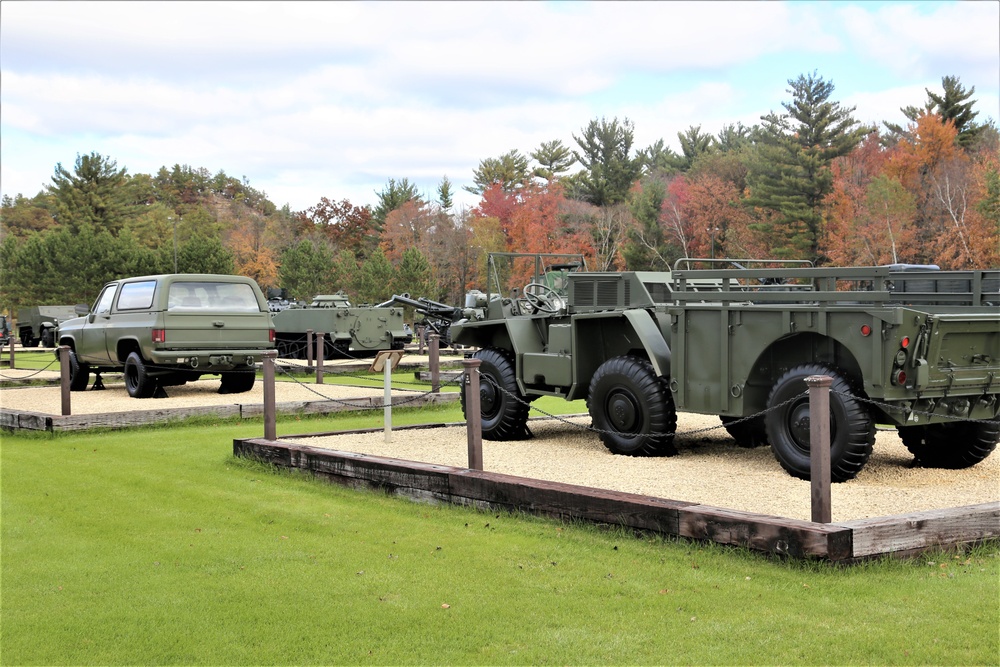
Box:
[588,356,677,456]
[462,347,530,440]
[897,418,999,469]
[124,352,156,398]
[765,364,874,482]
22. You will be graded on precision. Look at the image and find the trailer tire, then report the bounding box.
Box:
[588,355,677,456]
[124,352,156,398]
[765,364,874,482]
[720,415,768,448]
[68,349,90,391]
[462,347,530,440]
[897,418,999,469]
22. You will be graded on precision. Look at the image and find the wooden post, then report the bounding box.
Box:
[263,350,277,441]
[463,358,483,471]
[806,374,832,523]
[59,345,71,416]
[8,319,15,370]
[417,324,426,354]
[306,329,314,370]
[428,333,440,393]
[315,332,324,384]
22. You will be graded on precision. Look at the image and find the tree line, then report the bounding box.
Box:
[1,72,996,316]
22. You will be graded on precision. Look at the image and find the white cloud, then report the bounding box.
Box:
[1,1,997,213]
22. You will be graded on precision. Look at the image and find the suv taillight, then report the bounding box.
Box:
[152,329,166,343]
[269,329,275,343]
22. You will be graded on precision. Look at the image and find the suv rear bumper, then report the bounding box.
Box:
[150,348,271,370]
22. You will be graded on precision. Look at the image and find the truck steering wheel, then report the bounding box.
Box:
[521,283,562,314]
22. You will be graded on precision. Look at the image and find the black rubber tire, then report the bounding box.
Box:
[68,349,90,391]
[897,418,1000,469]
[219,370,256,394]
[20,333,34,348]
[41,329,55,348]
[124,351,156,398]
[765,364,874,482]
[587,355,677,456]
[720,415,768,448]
[461,347,530,440]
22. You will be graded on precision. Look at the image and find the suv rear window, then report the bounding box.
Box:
[167,282,260,312]
[118,281,156,310]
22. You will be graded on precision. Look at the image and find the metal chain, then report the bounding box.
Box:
[0,357,60,380]
[477,372,805,439]
[831,389,1000,426]
[476,372,999,439]
[273,361,445,409]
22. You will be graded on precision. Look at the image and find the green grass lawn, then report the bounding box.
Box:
[2,405,998,665]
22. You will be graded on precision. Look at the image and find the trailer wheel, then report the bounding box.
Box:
[68,349,90,391]
[124,352,156,398]
[462,347,530,440]
[765,364,874,482]
[897,418,999,469]
[20,331,34,347]
[219,370,256,394]
[588,356,677,456]
[720,415,768,448]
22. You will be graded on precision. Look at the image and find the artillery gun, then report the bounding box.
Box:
[451,253,1000,482]
[271,292,411,359]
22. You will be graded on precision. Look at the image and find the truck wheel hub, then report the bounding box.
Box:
[608,391,639,431]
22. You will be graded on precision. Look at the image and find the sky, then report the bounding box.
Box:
[2,0,998,214]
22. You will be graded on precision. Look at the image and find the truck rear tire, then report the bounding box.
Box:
[219,370,256,394]
[765,364,874,482]
[897,418,999,469]
[68,349,90,391]
[462,347,530,440]
[588,356,677,457]
[124,352,156,398]
[720,415,768,448]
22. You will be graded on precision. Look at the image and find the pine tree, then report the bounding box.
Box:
[48,152,132,233]
[746,72,868,260]
[571,117,642,206]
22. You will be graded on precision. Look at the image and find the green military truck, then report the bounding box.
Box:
[269,292,411,359]
[451,254,1000,482]
[16,305,78,347]
[57,274,275,398]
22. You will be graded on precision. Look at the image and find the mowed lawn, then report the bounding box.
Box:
[2,404,998,666]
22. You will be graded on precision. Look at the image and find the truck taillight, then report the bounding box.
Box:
[900,336,910,348]
[152,329,166,343]
[892,369,907,386]
[269,329,275,343]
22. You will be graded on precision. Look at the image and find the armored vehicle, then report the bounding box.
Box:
[16,305,78,347]
[451,253,1000,482]
[270,292,411,359]
[57,274,275,398]
[0,314,10,346]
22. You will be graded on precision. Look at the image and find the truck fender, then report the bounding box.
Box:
[622,309,671,377]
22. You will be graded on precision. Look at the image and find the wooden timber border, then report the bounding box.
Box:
[0,392,459,433]
[233,431,1000,563]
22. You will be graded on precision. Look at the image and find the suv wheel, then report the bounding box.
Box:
[124,351,156,398]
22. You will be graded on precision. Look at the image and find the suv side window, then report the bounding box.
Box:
[117,281,157,310]
[93,285,118,315]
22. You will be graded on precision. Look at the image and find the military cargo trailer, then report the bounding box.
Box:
[451,254,1000,482]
